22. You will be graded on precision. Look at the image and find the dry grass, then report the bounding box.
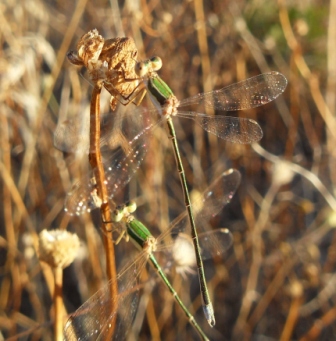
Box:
[1,0,335,340]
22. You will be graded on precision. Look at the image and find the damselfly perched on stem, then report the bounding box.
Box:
[63,169,241,340]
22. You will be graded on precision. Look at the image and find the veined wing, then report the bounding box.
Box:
[158,169,241,259]
[178,113,263,144]
[178,72,287,111]
[54,102,156,154]
[64,124,152,216]
[64,254,146,341]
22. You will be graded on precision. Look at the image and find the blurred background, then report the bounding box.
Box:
[1,0,335,340]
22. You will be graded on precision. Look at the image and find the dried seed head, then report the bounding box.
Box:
[67,29,139,110]
[38,229,80,269]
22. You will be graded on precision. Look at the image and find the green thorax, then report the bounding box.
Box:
[126,217,153,249]
[147,73,175,107]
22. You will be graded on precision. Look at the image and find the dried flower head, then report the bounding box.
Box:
[67,29,140,110]
[38,229,80,269]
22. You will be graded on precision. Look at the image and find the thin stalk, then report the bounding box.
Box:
[54,267,63,341]
[299,305,336,341]
[17,0,89,195]
[280,282,303,341]
[89,84,118,336]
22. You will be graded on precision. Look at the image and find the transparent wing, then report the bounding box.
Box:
[178,72,287,111]
[171,168,241,231]
[198,228,233,259]
[54,100,160,154]
[64,254,147,341]
[64,124,151,216]
[169,229,233,274]
[178,113,263,144]
[193,168,241,218]
[158,169,241,259]
[61,103,163,216]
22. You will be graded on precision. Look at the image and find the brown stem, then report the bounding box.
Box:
[280,291,302,341]
[89,85,118,336]
[54,267,63,341]
[299,305,336,341]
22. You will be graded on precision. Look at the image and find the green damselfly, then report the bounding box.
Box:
[133,56,286,325]
[63,168,241,340]
[58,58,285,324]
[57,63,286,222]
[59,60,286,324]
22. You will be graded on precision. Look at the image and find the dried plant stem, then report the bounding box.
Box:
[280,287,302,341]
[89,84,118,335]
[278,0,336,140]
[193,0,211,92]
[193,0,219,173]
[234,181,280,340]
[326,0,336,191]
[17,0,89,196]
[248,257,297,331]
[299,305,336,341]
[54,267,63,341]
[252,143,336,211]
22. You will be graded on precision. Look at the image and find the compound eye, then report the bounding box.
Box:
[112,207,125,222]
[135,61,148,77]
[126,201,137,213]
[150,56,162,71]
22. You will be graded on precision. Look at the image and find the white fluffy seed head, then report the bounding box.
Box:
[38,229,80,269]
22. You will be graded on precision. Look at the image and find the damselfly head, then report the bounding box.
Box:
[135,56,162,77]
[135,61,148,77]
[125,200,137,213]
[112,206,125,222]
[149,56,162,71]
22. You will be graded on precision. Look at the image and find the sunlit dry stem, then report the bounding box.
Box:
[89,84,118,337]
[299,305,336,341]
[38,229,80,340]
[54,267,63,341]
[280,282,303,341]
